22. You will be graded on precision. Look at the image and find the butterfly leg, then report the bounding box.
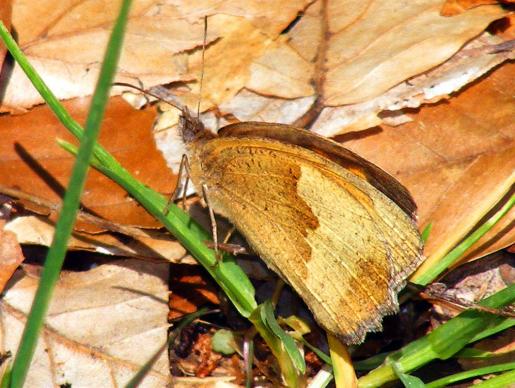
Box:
[163,154,191,215]
[204,225,248,255]
[201,184,223,264]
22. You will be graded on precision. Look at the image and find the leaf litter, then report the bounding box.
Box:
[0,0,514,385]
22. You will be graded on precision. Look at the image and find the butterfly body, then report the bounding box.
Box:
[182,114,423,344]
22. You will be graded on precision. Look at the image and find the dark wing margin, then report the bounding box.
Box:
[218,122,417,218]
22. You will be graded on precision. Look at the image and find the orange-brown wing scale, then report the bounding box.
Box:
[186,135,423,344]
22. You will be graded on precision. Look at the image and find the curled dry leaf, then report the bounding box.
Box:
[5,215,190,262]
[1,260,171,387]
[311,33,514,137]
[1,0,310,111]
[430,251,513,318]
[318,1,506,105]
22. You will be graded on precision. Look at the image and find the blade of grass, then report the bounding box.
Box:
[472,368,515,388]
[425,361,515,388]
[249,301,305,387]
[420,222,432,244]
[392,363,425,388]
[358,284,515,388]
[411,194,514,285]
[328,333,357,388]
[3,2,133,386]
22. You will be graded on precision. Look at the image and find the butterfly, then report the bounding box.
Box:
[179,109,423,344]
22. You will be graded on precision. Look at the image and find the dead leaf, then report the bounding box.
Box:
[0,96,176,231]
[310,32,514,136]
[1,0,311,111]
[5,215,190,262]
[0,220,24,292]
[441,0,514,17]
[336,63,514,275]
[306,0,507,106]
[0,1,11,68]
[185,1,512,136]
[434,251,512,310]
[168,264,220,321]
[1,259,171,386]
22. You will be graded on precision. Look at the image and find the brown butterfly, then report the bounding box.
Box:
[179,109,424,344]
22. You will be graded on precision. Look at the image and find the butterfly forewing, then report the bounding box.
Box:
[186,135,423,343]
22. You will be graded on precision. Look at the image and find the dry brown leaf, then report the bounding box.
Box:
[1,259,170,386]
[336,64,514,275]
[218,32,513,137]
[2,0,310,111]
[0,221,24,292]
[198,1,512,136]
[168,264,220,320]
[0,96,176,231]
[433,251,512,311]
[299,0,507,106]
[5,215,191,262]
[0,1,11,68]
[311,33,514,136]
[441,0,514,16]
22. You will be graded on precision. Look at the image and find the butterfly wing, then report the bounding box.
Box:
[187,136,423,344]
[219,122,417,217]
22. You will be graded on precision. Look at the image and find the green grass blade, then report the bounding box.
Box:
[413,195,514,286]
[420,223,432,244]
[425,361,515,388]
[393,363,425,388]
[2,2,133,386]
[249,302,305,387]
[353,353,388,371]
[261,301,306,373]
[472,368,515,388]
[358,284,515,388]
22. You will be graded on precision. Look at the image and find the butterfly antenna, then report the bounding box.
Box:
[112,82,184,112]
[197,16,208,118]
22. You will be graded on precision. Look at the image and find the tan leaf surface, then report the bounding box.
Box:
[311,32,514,137]
[1,259,170,387]
[4,215,191,263]
[2,0,310,111]
[338,63,514,273]
[211,1,511,136]
[321,1,506,105]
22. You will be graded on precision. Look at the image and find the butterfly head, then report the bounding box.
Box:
[179,107,215,144]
